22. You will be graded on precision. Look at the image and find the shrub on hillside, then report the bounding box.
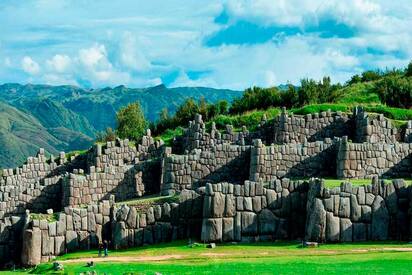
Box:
[375,75,412,109]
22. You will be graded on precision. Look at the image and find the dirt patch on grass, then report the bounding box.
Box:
[61,254,185,263]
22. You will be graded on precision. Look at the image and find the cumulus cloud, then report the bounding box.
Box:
[46,54,71,73]
[118,32,151,71]
[21,56,40,75]
[79,44,108,68]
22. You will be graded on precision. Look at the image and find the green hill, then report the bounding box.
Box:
[0,84,241,168]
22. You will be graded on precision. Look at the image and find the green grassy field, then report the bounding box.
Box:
[6,241,412,274]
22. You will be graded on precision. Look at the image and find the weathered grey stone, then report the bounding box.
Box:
[126,207,137,228]
[338,197,350,218]
[243,197,253,211]
[146,207,155,224]
[357,186,366,205]
[212,193,225,218]
[365,193,375,205]
[201,218,222,242]
[222,218,234,241]
[361,205,371,222]
[225,194,236,217]
[241,212,257,235]
[305,198,326,242]
[54,236,65,255]
[326,212,340,242]
[154,205,162,220]
[350,194,361,222]
[340,218,352,242]
[21,228,42,266]
[65,230,78,251]
[371,196,388,240]
[252,196,262,212]
[234,212,241,241]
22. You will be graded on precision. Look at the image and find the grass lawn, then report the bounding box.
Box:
[7,241,412,274]
[323,178,412,188]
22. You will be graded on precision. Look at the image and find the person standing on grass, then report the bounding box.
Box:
[98,242,103,257]
[103,240,109,257]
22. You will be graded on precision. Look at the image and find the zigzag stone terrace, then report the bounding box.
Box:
[1,106,412,267]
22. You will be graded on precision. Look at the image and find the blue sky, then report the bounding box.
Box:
[0,0,411,90]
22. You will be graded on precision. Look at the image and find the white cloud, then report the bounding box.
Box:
[21,56,40,75]
[118,32,151,71]
[46,54,71,73]
[79,44,108,68]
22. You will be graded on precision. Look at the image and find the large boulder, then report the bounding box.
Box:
[326,212,339,242]
[202,218,222,242]
[212,193,225,218]
[305,198,326,242]
[21,228,42,266]
[371,196,389,240]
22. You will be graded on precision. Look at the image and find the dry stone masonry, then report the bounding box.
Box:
[2,107,412,267]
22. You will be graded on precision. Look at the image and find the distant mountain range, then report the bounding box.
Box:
[0,83,241,168]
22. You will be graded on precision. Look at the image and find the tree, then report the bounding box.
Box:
[174,98,199,125]
[159,108,169,122]
[361,70,381,82]
[375,75,412,109]
[217,100,229,115]
[298,79,318,105]
[198,97,208,120]
[116,102,147,141]
[406,61,412,77]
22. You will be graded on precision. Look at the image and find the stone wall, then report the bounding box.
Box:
[354,107,398,143]
[0,149,86,216]
[250,138,338,182]
[62,136,164,207]
[160,144,251,195]
[201,180,308,242]
[273,108,351,144]
[111,190,202,249]
[180,114,261,153]
[21,190,203,266]
[21,199,113,266]
[305,179,411,242]
[337,138,412,179]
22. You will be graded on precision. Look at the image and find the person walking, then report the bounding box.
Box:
[103,240,109,257]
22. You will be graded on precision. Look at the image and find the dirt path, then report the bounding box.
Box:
[58,247,412,264]
[61,254,185,263]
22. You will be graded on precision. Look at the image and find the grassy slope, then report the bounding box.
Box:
[17,241,412,274]
[0,101,93,168]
